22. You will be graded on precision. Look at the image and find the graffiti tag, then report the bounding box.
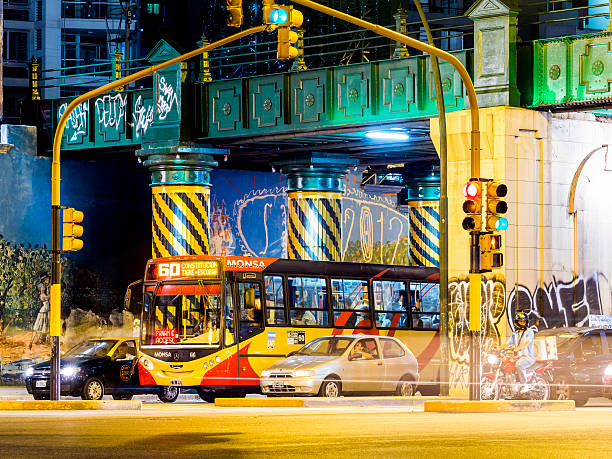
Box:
[94,93,126,131]
[157,76,178,120]
[133,95,154,139]
[58,101,89,142]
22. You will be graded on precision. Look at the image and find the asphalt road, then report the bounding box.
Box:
[0,404,611,458]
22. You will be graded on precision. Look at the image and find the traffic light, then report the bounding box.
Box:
[270,5,303,59]
[63,207,84,251]
[462,180,482,231]
[485,181,508,231]
[225,0,243,27]
[480,233,503,271]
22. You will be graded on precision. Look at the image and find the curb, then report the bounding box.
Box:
[215,396,455,408]
[424,400,575,413]
[0,400,142,410]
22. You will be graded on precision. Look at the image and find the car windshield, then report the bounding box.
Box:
[295,337,354,356]
[64,340,117,358]
[554,333,581,355]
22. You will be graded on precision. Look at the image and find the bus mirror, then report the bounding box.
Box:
[245,288,255,309]
[124,279,143,315]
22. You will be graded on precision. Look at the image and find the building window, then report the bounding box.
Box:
[3,31,29,63]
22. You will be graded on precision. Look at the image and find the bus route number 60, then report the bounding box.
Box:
[158,262,180,277]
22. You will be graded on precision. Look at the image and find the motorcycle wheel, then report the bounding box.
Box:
[531,376,550,400]
[480,376,499,400]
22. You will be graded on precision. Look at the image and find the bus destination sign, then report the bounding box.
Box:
[151,260,221,280]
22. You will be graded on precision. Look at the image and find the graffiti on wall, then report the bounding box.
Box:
[210,201,235,256]
[233,187,287,257]
[94,93,127,132]
[133,95,155,139]
[447,275,506,391]
[58,101,89,142]
[506,273,609,330]
[157,76,178,120]
[343,187,410,265]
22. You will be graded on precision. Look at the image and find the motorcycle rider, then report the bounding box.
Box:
[502,311,536,394]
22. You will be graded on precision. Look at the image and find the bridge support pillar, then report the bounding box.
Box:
[136,145,226,257]
[407,200,440,267]
[274,153,357,261]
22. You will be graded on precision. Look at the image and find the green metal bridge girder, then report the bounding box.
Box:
[532,32,612,107]
[52,48,470,152]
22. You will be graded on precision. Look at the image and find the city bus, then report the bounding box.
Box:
[136,255,441,401]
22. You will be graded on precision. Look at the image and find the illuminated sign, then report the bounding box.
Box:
[156,261,219,279]
[225,257,267,270]
[154,329,179,345]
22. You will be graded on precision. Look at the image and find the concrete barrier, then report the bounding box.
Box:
[216,396,455,408]
[424,399,575,413]
[0,400,142,410]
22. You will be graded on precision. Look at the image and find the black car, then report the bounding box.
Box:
[25,338,179,402]
[538,327,612,406]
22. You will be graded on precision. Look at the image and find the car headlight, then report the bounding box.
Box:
[25,367,34,377]
[604,365,612,377]
[60,367,77,377]
[486,354,499,365]
[261,370,272,377]
[292,370,315,378]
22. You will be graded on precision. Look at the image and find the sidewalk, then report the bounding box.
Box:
[0,386,202,402]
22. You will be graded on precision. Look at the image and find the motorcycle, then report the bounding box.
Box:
[480,348,551,400]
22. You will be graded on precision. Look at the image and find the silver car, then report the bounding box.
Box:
[260,335,419,397]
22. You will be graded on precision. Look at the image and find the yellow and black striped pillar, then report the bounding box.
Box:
[287,192,342,261]
[152,185,210,257]
[277,153,357,262]
[137,150,223,258]
[408,200,440,267]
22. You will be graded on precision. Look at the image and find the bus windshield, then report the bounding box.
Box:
[141,282,222,346]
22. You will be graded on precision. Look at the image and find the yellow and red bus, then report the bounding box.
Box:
[137,255,441,400]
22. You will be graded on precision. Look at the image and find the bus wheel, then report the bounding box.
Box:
[81,377,104,400]
[158,386,180,403]
[319,377,342,397]
[197,387,216,403]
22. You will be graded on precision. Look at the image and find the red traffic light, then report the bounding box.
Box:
[463,181,481,200]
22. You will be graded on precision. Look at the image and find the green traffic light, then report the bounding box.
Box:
[270,8,288,24]
[495,217,508,230]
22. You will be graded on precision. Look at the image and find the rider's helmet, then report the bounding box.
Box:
[513,311,529,330]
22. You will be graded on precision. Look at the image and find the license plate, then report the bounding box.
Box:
[272,381,284,389]
[36,380,47,388]
[170,379,182,386]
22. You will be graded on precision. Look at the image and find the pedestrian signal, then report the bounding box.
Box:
[480,233,503,271]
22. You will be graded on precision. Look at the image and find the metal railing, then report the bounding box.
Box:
[28,3,612,99]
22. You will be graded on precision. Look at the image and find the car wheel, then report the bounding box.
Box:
[396,377,415,397]
[197,386,216,403]
[553,377,587,406]
[112,393,134,400]
[81,377,104,400]
[158,386,180,403]
[319,377,342,397]
[32,393,49,400]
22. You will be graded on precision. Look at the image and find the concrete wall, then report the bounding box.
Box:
[431,107,612,395]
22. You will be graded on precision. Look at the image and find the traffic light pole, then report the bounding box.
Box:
[469,232,481,401]
[49,25,266,400]
[289,0,483,400]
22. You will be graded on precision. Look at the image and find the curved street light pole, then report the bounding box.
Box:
[49,25,267,400]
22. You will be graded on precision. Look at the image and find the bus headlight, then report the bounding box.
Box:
[292,370,315,378]
[140,357,154,371]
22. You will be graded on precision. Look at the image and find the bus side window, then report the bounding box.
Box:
[224,283,235,347]
[238,282,264,341]
[265,275,286,325]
